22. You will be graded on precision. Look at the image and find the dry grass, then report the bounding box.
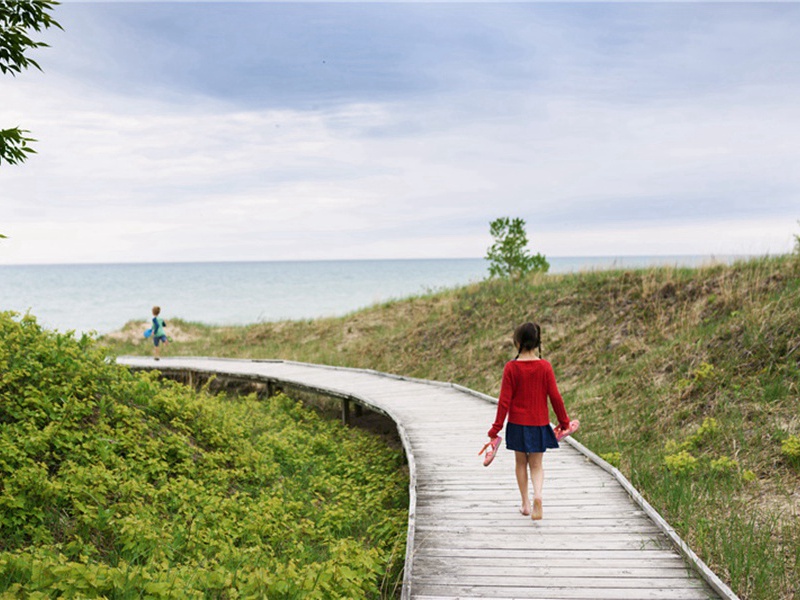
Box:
[103,319,201,346]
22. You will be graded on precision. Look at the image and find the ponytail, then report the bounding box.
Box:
[537,323,542,357]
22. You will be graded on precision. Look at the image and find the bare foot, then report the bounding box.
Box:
[520,502,531,516]
[531,497,543,521]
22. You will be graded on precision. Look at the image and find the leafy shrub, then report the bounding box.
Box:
[0,312,407,598]
[677,362,720,395]
[599,452,621,468]
[781,435,800,468]
[664,417,719,454]
[710,456,738,473]
[691,417,719,445]
[741,469,757,483]
[664,450,698,475]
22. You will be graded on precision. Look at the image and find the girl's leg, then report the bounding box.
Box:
[528,452,544,498]
[528,452,544,520]
[514,451,531,515]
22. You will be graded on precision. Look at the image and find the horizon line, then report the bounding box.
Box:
[0,253,755,268]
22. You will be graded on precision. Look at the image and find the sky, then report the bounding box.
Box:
[2,0,799,265]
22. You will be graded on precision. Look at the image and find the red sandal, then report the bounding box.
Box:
[479,436,502,467]
[554,420,580,442]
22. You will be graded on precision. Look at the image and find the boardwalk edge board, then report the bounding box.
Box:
[119,356,739,600]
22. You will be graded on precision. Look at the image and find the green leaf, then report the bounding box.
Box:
[0,127,37,166]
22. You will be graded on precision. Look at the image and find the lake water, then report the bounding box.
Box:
[0,256,738,335]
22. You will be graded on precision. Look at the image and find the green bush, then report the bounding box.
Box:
[709,456,738,474]
[599,452,621,468]
[0,312,407,598]
[664,450,698,475]
[781,435,800,468]
[664,417,719,454]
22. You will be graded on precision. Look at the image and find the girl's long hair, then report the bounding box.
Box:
[514,322,542,359]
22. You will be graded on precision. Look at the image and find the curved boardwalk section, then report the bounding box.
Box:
[118,356,737,600]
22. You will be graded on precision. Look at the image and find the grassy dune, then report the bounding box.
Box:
[104,255,800,600]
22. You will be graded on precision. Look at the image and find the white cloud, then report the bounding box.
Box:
[537,216,796,258]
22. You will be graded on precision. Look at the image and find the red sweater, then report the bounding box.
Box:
[488,359,570,439]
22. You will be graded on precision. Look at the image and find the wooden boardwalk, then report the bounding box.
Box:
[118,356,738,600]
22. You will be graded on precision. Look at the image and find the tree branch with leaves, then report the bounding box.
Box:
[0,0,62,167]
[0,126,36,165]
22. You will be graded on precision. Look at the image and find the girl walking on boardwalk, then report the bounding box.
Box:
[485,322,576,520]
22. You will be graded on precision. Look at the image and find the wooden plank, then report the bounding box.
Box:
[413,575,708,589]
[413,476,615,485]
[412,590,714,600]
[414,487,632,498]
[412,518,657,529]
[415,538,669,552]
[413,564,697,578]
[413,547,684,559]
[414,525,662,535]
[415,502,636,512]
[415,501,645,513]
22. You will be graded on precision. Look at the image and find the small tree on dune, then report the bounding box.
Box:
[485,216,549,279]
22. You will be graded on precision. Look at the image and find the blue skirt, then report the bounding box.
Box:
[505,423,559,453]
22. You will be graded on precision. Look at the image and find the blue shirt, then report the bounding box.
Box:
[152,316,166,337]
